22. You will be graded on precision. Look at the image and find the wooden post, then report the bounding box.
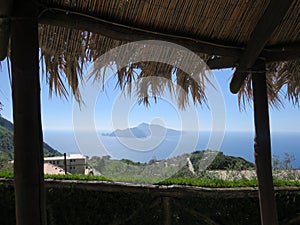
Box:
[252,60,278,225]
[64,153,67,174]
[163,197,172,225]
[0,0,12,61]
[11,1,46,225]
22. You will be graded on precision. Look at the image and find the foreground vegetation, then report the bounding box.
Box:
[1,152,299,225]
[1,170,300,187]
[0,180,299,225]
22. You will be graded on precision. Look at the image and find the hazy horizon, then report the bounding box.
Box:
[43,129,300,167]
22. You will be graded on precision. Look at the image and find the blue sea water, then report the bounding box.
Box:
[43,130,300,168]
[220,132,300,168]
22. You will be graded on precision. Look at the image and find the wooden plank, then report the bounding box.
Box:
[230,0,294,93]
[39,8,243,58]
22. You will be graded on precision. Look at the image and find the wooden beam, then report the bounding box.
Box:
[0,0,13,15]
[252,60,278,225]
[230,0,294,93]
[0,18,10,61]
[0,0,13,61]
[203,42,300,69]
[39,8,243,58]
[262,42,300,62]
[206,56,238,69]
[198,42,300,70]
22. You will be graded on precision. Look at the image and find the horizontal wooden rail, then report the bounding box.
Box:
[1,178,300,199]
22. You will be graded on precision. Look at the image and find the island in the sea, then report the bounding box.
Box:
[101,122,182,138]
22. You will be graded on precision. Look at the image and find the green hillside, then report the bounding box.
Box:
[190,150,254,170]
[0,126,14,159]
[0,117,62,160]
[88,150,255,182]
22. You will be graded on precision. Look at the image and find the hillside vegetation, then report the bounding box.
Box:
[0,117,62,170]
[88,150,255,183]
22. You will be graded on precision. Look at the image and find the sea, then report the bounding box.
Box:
[43,130,300,168]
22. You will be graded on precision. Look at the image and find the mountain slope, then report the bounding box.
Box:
[0,117,62,159]
[0,126,14,159]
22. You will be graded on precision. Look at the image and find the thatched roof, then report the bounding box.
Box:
[39,0,300,46]
[3,0,300,106]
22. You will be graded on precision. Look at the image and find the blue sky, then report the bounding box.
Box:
[0,59,299,133]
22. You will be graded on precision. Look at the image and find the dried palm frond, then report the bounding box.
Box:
[88,40,211,109]
[273,60,300,106]
[237,68,284,111]
[39,21,299,111]
[134,62,173,107]
[37,0,299,110]
[39,25,87,103]
[91,59,209,109]
[37,0,300,110]
[39,25,126,103]
[237,73,252,110]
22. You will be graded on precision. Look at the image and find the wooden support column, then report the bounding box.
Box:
[11,1,46,225]
[163,197,172,225]
[252,60,278,225]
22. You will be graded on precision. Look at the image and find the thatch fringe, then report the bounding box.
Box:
[36,0,300,107]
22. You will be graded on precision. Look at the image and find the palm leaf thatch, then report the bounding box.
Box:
[237,71,282,110]
[116,62,209,109]
[88,42,211,109]
[21,0,299,109]
[273,60,300,105]
[238,60,300,110]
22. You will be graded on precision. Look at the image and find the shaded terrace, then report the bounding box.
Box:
[0,0,300,225]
